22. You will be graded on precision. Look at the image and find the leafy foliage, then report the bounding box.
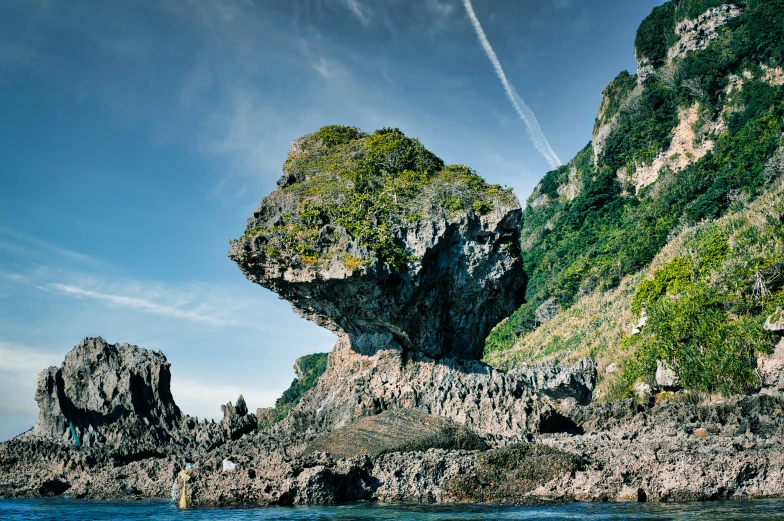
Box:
[622,211,783,394]
[634,2,677,66]
[594,71,639,131]
[601,76,680,170]
[630,257,693,315]
[258,353,329,429]
[243,127,513,271]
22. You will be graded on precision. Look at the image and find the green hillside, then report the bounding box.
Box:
[486,0,784,397]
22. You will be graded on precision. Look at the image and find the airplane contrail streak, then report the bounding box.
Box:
[463,0,562,169]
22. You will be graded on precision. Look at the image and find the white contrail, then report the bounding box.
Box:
[463,0,562,169]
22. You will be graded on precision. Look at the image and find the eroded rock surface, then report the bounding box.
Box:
[33,337,182,448]
[283,334,595,438]
[156,393,784,506]
[667,5,743,62]
[0,338,260,500]
[229,128,526,361]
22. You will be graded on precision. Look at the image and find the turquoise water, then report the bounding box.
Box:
[2,499,784,520]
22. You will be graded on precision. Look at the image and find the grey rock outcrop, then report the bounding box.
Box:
[284,335,595,438]
[33,337,181,447]
[221,395,258,441]
[0,337,264,500]
[655,360,682,390]
[667,5,743,62]
[758,338,784,391]
[5,338,784,506]
[164,393,784,506]
[227,131,599,441]
[510,358,596,405]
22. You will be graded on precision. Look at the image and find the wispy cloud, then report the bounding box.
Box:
[49,283,242,328]
[0,342,60,372]
[462,0,562,169]
[428,0,455,18]
[313,57,331,79]
[38,275,287,333]
[343,0,370,25]
[0,225,104,268]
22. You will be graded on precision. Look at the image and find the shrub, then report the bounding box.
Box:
[634,2,677,67]
[244,127,514,271]
[259,353,329,429]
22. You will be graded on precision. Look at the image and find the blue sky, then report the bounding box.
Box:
[0,0,662,441]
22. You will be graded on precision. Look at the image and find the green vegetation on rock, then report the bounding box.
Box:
[634,2,678,67]
[241,126,514,271]
[594,71,638,132]
[258,352,329,430]
[623,210,783,394]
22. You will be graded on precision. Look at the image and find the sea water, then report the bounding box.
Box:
[2,499,784,521]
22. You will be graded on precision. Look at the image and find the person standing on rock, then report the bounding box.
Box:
[172,454,195,508]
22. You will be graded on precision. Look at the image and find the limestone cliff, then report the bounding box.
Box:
[488,0,784,401]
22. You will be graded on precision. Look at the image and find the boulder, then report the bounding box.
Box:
[764,307,784,332]
[758,338,784,390]
[444,444,583,503]
[655,360,682,390]
[694,428,710,439]
[307,408,488,458]
[631,310,648,336]
[634,382,653,402]
[221,395,257,441]
[32,337,181,447]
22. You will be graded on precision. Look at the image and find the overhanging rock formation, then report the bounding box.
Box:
[229,127,526,361]
[230,127,595,435]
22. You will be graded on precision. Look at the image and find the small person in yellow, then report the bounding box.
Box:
[177,468,191,508]
[172,453,196,508]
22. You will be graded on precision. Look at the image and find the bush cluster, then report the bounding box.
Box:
[243,127,514,271]
[622,213,783,394]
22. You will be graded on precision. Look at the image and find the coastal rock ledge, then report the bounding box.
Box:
[2,128,784,505]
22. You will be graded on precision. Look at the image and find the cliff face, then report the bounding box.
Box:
[488,0,784,399]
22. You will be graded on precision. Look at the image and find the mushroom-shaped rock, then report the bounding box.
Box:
[229,126,526,360]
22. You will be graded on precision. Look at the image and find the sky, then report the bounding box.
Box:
[0,0,663,441]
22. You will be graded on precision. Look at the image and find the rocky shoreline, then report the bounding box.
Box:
[2,125,783,507]
[2,337,783,505]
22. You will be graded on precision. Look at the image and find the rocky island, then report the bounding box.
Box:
[3,0,784,508]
